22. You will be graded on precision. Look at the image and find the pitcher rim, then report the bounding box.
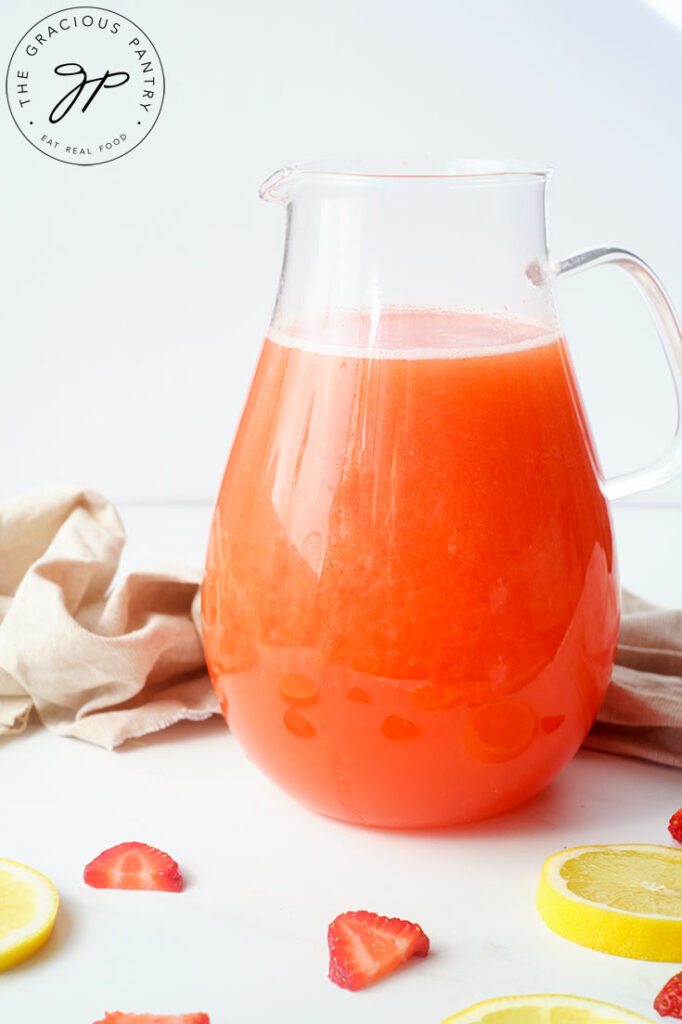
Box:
[260,159,552,199]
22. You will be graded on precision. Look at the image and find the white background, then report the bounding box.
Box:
[2,0,682,505]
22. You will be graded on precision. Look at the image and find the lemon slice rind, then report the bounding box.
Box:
[0,858,59,971]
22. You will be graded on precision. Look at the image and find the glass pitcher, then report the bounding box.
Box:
[202,160,682,828]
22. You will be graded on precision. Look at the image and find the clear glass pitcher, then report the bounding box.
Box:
[202,161,682,828]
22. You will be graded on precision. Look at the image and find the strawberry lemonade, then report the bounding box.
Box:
[202,311,619,827]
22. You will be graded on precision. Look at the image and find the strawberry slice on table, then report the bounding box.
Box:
[93,1015,209,1023]
[83,842,183,892]
[327,910,429,990]
[655,970,682,1018]
[668,809,682,845]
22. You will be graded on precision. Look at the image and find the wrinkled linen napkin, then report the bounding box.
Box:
[584,589,682,768]
[0,487,218,748]
[0,486,681,765]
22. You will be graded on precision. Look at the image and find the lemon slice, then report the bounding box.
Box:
[0,859,59,970]
[537,843,682,961]
[441,994,656,1024]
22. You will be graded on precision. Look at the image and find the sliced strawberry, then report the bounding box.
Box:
[655,970,682,1018]
[84,842,183,892]
[93,1015,209,1024]
[669,809,682,845]
[328,910,429,990]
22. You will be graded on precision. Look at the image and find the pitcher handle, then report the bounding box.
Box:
[556,247,682,500]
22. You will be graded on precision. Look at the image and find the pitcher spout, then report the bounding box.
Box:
[259,164,295,203]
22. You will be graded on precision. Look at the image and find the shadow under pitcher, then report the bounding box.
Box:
[202,160,682,827]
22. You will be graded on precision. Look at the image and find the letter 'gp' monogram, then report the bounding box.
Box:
[5,6,165,165]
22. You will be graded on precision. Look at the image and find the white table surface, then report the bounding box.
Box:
[3,502,682,1024]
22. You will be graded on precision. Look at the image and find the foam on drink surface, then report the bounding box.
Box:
[269,309,558,359]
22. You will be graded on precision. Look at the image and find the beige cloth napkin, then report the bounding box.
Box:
[0,487,219,748]
[1,486,681,766]
[584,589,682,768]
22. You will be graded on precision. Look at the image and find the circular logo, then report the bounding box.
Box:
[6,6,164,165]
